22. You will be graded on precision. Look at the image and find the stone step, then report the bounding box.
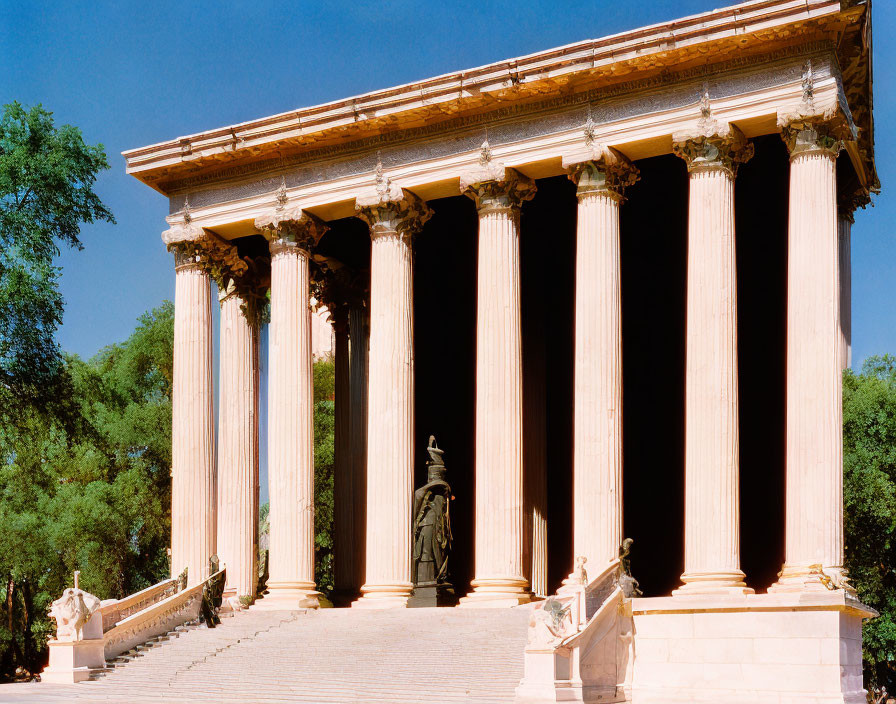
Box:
[15,607,531,702]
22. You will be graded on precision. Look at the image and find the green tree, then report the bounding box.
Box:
[0,303,173,679]
[843,354,896,690]
[0,102,114,420]
[313,358,336,594]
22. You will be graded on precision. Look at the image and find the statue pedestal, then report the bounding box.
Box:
[41,638,106,683]
[408,583,457,608]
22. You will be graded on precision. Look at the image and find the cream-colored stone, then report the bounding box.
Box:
[566,149,638,575]
[352,180,432,609]
[772,119,846,592]
[171,256,216,585]
[460,164,534,607]
[216,287,260,605]
[673,126,753,596]
[254,211,327,610]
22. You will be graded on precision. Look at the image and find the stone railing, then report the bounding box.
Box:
[515,559,633,703]
[99,578,179,633]
[103,568,223,660]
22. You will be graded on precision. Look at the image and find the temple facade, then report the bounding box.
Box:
[124,1,879,700]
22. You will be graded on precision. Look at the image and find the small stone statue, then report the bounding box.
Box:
[409,436,455,607]
[48,572,102,642]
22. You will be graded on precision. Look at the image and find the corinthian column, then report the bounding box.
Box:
[352,178,432,609]
[170,249,216,586]
[254,206,329,609]
[217,284,260,605]
[459,162,536,607]
[772,121,849,592]
[562,147,639,580]
[672,126,754,595]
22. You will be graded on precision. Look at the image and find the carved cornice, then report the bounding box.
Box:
[563,144,639,200]
[460,143,536,212]
[126,2,853,192]
[355,165,433,240]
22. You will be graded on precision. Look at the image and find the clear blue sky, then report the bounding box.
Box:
[1,0,894,368]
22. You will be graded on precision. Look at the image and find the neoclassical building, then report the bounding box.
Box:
[125,0,878,700]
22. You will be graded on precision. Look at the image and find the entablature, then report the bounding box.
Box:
[161,46,857,240]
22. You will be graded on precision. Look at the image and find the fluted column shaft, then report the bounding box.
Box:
[349,305,370,595]
[355,231,414,607]
[460,168,535,607]
[565,154,637,581]
[673,131,753,595]
[263,240,319,607]
[333,313,354,596]
[171,256,216,586]
[839,216,852,371]
[217,289,260,603]
[353,184,431,609]
[773,123,845,591]
[573,191,623,574]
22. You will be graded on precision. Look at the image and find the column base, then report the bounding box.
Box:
[351,583,413,609]
[459,578,532,608]
[251,583,320,610]
[768,564,854,594]
[673,570,754,596]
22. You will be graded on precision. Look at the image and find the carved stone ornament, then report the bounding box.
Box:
[355,165,433,240]
[256,204,329,255]
[460,165,536,212]
[526,596,575,650]
[672,123,754,176]
[48,587,102,642]
[164,205,271,325]
[563,144,640,199]
[780,119,849,160]
[838,186,873,223]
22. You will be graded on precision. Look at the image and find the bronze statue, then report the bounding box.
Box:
[409,435,455,606]
[200,555,226,627]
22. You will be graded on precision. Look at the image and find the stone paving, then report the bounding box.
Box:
[0,606,530,703]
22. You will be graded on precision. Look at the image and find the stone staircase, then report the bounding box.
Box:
[2,607,531,703]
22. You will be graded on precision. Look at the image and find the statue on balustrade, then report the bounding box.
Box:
[409,435,456,607]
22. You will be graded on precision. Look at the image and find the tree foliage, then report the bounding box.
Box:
[843,355,896,690]
[0,102,114,418]
[0,304,173,680]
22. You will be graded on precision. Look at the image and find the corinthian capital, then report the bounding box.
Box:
[256,206,329,255]
[779,119,849,160]
[672,124,754,176]
[460,166,536,213]
[355,170,433,241]
[562,145,639,199]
